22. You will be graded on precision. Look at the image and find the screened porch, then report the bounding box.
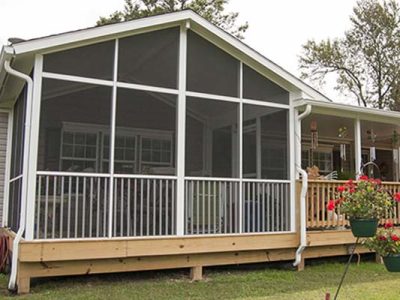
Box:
[7,25,295,240]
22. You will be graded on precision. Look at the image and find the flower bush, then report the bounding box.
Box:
[327,176,397,219]
[364,222,400,256]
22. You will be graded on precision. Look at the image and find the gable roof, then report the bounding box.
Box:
[0,10,331,102]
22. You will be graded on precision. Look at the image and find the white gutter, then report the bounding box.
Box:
[293,104,311,267]
[3,59,33,291]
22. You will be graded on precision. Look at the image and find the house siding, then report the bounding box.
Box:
[0,112,9,225]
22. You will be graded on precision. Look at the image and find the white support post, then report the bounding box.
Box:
[25,55,43,240]
[176,23,188,236]
[238,62,243,233]
[256,117,261,179]
[289,101,297,232]
[2,109,13,227]
[354,117,362,178]
[108,39,119,238]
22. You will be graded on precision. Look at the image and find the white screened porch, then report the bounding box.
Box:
[6,22,298,241]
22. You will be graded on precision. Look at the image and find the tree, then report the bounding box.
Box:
[97,0,248,39]
[299,0,400,109]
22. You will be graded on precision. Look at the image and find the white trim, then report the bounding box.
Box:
[289,94,296,232]
[36,171,110,177]
[114,174,177,180]
[2,109,12,227]
[186,90,240,103]
[42,72,113,87]
[242,98,289,109]
[176,24,187,236]
[108,39,118,238]
[238,61,243,234]
[25,55,43,241]
[6,11,329,102]
[242,178,291,183]
[354,118,362,177]
[117,81,178,95]
[9,174,23,183]
[185,176,240,182]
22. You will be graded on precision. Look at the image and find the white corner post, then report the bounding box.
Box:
[176,22,188,236]
[238,61,243,233]
[108,39,119,238]
[24,54,43,241]
[354,117,362,178]
[289,97,296,232]
[2,108,14,227]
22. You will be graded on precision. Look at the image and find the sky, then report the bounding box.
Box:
[0,0,360,103]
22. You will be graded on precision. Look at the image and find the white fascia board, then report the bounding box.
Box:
[9,10,330,103]
[11,11,193,55]
[294,98,400,124]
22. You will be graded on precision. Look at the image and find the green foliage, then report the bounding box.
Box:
[364,223,400,256]
[97,0,248,39]
[328,177,395,219]
[299,0,400,109]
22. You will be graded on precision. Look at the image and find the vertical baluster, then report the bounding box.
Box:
[127,179,131,236]
[246,182,250,232]
[75,177,80,238]
[67,176,72,238]
[266,183,270,232]
[94,177,98,237]
[52,176,57,239]
[234,182,238,233]
[202,180,205,234]
[190,180,194,234]
[36,176,42,239]
[223,182,226,234]
[134,179,137,236]
[172,180,175,234]
[214,181,217,234]
[103,178,108,236]
[44,175,49,239]
[185,180,188,234]
[196,180,199,234]
[262,183,265,232]
[165,179,168,235]
[208,181,211,234]
[60,176,64,238]
[140,179,143,236]
[152,179,156,236]
[146,179,150,236]
[89,177,93,237]
[257,182,260,232]
[286,184,290,231]
[159,179,162,236]
[82,177,86,238]
[113,178,117,237]
[229,182,232,233]
[272,183,276,232]
[121,178,124,236]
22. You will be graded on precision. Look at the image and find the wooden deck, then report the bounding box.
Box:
[5,179,400,294]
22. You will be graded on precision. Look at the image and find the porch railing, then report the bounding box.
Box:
[35,172,177,239]
[34,172,292,239]
[306,180,400,230]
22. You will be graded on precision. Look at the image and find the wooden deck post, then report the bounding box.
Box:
[17,275,30,294]
[375,253,383,264]
[296,257,305,271]
[190,266,203,281]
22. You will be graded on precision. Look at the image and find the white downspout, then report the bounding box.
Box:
[4,59,34,291]
[293,104,311,267]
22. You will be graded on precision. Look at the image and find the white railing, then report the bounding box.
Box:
[35,173,110,239]
[35,172,177,239]
[113,175,176,237]
[34,172,291,239]
[184,178,240,235]
[242,180,291,233]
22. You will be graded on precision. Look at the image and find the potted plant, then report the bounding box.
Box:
[327,176,396,237]
[364,222,400,272]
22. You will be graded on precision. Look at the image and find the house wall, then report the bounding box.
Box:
[0,112,9,225]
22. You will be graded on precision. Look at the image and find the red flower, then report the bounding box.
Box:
[378,235,387,241]
[384,221,394,229]
[374,179,382,185]
[391,234,400,242]
[347,179,354,185]
[349,188,355,194]
[337,185,346,192]
[335,198,344,205]
[359,175,369,181]
[327,200,336,211]
[394,192,400,202]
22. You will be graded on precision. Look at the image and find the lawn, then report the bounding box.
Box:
[0,260,400,299]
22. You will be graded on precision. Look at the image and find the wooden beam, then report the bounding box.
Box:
[307,230,357,247]
[19,233,299,262]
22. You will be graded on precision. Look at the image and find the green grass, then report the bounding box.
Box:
[1,260,400,299]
